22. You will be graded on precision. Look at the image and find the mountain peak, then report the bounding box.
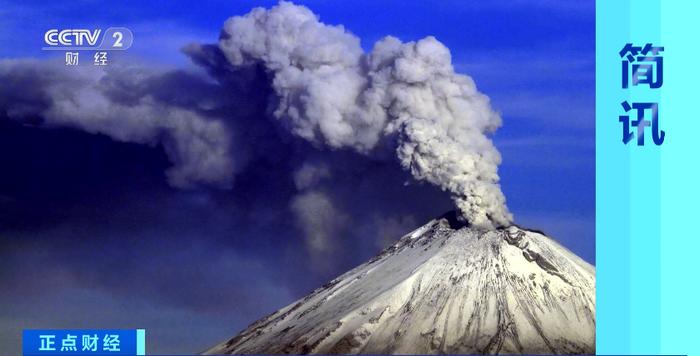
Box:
[204,216,595,355]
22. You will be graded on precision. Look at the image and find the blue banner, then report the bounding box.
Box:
[23,329,145,356]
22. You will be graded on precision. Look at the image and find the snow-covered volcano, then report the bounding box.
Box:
[204,212,595,355]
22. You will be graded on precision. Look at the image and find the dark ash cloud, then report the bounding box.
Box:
[1,1,511,228]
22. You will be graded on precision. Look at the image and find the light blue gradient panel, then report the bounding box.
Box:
[599,1,698,355]
[660,2,699,356]
[596,0,631,353]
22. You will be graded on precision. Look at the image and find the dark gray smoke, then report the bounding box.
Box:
[0,60,234,189]
[0,1,512,228]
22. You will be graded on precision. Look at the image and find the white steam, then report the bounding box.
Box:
[219,2,512,227]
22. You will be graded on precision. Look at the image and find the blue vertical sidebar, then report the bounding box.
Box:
[628,0,661,354]
[596,0,631,353]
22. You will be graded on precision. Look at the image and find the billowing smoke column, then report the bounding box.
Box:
[0,1,512,228]
[218,2,512,227]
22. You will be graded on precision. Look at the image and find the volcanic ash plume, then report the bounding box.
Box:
[0,2,513,228]
[217,2,512,227]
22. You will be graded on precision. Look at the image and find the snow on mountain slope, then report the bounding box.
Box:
[204,212,595,355]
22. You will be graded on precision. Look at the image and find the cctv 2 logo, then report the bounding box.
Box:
[43,27,133,50]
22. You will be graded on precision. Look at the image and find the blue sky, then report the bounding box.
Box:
[0,0,594,353]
